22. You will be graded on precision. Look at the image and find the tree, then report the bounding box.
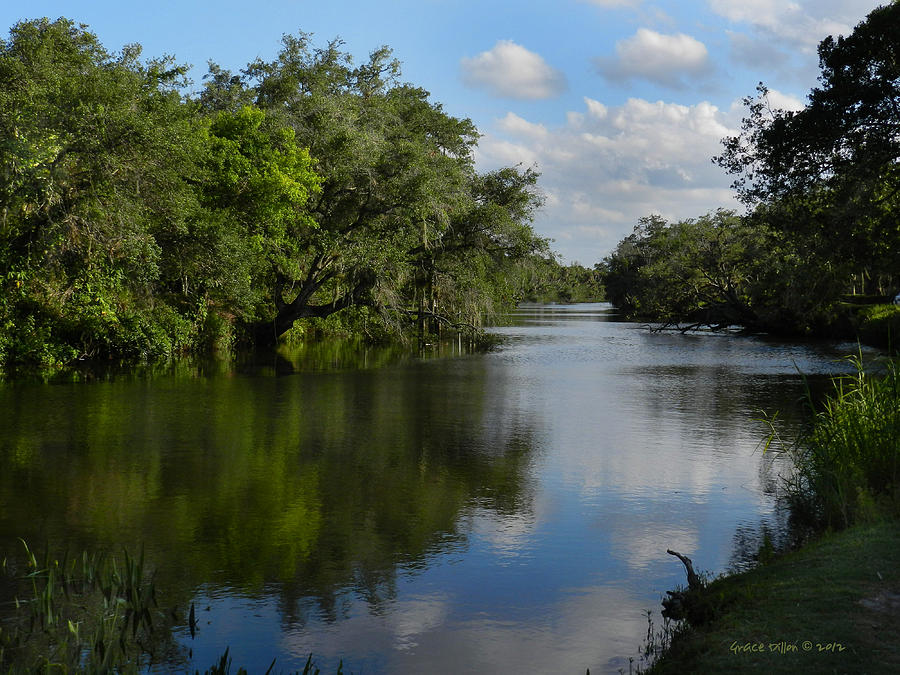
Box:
[602,210,843,333]
[716,3,900,285]
[199,36,480,340]
[194,105,322,327]
[0,20,551,370]
[0,18,205,366]
[202,33,547,341]
[413,166,549,332]
[601,214,668,317]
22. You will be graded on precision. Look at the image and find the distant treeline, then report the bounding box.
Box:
[600,3,900,339]
[0,18,597,373]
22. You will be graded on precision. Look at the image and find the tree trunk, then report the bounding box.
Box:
[252,270,375,346]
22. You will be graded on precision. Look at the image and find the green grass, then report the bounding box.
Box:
[0,540,169,672]
[646,356,900,673]
[854,303,900,350]
[782,355,900,529]
[648,521,900,674]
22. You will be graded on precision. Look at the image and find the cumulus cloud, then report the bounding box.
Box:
[764,88,806,112]
[460,40,567,100]
[497,112,549,140]
[596,29,712,89]
[710,0,881,51]
[476,96,741,263]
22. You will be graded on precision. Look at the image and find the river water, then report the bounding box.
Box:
[0,303,872,673]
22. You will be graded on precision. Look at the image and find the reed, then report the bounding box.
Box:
[775,354,900,529]
[1,541,345,673]
[0,540,166,672]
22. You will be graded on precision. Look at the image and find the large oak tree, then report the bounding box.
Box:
[202,34,546,341]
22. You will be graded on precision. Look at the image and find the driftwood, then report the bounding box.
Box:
[661,549,705,622]
[647,321,736,334]
[666,549,701,591]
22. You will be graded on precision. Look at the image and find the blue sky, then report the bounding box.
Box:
[2,0,885,264]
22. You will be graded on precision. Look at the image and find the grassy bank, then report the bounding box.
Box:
[649,521,900,673]
[647,357,900,673]
[853,303,900,351]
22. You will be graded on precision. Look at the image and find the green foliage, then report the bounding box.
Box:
[717,3,900,284]
[776,357,900,529]
[417,166,550,330]
[604,211,821,331]
[521,259,604,304]
[199,34,550,340]
[0,540,174,672]
[0,18,209,370]
[0,19,550,374]
[192,104,322,325]
[855,303,900,350]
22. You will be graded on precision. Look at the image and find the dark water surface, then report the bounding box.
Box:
[0,304,873,673]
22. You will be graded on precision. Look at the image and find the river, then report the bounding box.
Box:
[0,303,872,673]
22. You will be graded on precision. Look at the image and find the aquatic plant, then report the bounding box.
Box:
[0,540,169,672]
[771,355,900,529]
[0,540,348,673]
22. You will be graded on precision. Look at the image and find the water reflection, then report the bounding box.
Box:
[0,304,874,673]
[0,341,539,663]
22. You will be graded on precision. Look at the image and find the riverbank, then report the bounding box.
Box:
[649,519,900,673]
[852,303,900,351]
[647,355,900,673]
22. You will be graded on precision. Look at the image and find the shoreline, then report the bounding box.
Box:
[647,520,900,673]
[644,348,900,673]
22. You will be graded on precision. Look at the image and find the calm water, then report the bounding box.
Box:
[0,304,873,673]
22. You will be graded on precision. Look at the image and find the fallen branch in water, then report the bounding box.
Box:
[649,321,733,334]
[385,306,480,333]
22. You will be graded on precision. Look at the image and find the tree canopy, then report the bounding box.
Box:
[604,3,900,336]
[0,18,207,366]
[0,19,551,372]
[716,3,900,278]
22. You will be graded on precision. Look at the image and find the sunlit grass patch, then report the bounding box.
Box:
[855,303,900,350]
[647,521,900,674]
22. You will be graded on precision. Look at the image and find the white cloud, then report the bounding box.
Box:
[477,96,742,262]
[473,138,540,168]
[497,112,549,140]
[764,89,806,113]
[584,97,609,119]
[596,29,712,89]
[709,0,881,51]
[460,40,567,100]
